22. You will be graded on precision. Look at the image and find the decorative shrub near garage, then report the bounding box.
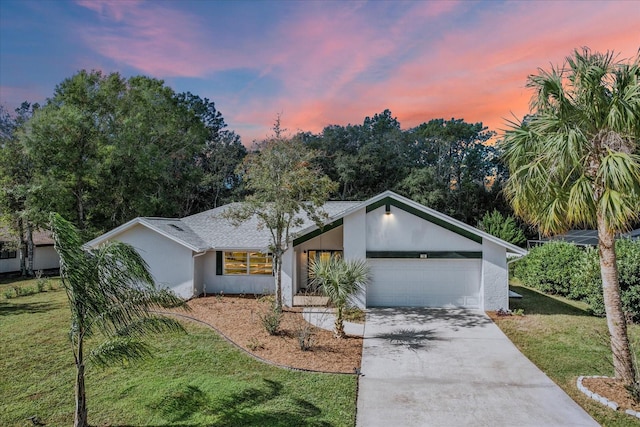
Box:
[514,239,640,321]
[514,241,583,295]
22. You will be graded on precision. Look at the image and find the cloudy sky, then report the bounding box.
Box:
[1,0,638,143]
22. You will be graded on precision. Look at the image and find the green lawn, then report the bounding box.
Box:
[0,279,357,426]
[500,283,640,426]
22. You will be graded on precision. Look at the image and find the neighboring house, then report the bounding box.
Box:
[527,228,640,248]
[86,191,527,310]
[0,228,61,274]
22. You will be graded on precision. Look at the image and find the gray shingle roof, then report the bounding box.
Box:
[179,201,362,250]
[0,227,55,246]
[139,218,208,251]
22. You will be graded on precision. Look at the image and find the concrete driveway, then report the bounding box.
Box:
[357,308,599,426]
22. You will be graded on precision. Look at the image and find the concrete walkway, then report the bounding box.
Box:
[302,307,364,336]
[357,308,599,427]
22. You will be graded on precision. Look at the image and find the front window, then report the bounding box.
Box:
[224,251,272,275]
[0,243,17,259]
[307,250,342,285]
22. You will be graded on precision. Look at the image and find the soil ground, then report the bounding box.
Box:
[174,295,362,374]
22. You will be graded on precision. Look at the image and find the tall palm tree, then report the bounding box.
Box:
[309,256,369,338]
[501,48,640,385]
[50,213,188,427]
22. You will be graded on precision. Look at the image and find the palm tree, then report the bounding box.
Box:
[309,256,369,338]
[50,213,188,427]
[501,48,640,385]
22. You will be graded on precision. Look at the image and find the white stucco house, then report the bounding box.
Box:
[86,191,527,311]
[0,228,61,274]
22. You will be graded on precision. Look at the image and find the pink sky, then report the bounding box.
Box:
[1,0,638,143]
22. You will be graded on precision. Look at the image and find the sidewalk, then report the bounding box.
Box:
[302,307,365,336]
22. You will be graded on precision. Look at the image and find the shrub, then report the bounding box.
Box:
[3,288,17,299]
[517,238,640,321]
[247,338,265,351]
[514,241,582,296]
[260,304,282,336]
[296,323,316,351]
[20,286,36,296]
[575,239,640,321]
[35,270,49,292]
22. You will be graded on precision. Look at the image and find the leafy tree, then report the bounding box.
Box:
[19,70,234,235]
[307,113,504,224]
[0,102,39,275]
[191,131,247,210]
[224,134,337,309]
[98,76,208,226]
[176,93,246,211]
[50,213,187,427]
[408,118,499,223]
[395,167,448,211]
[306,110,414,200]
[477,209,526,246]
[309,256,369,338]
[501,48,640,385]
[21,71,123,234]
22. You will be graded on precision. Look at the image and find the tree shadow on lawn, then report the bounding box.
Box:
[0,300,59,316]
[508,285,591,316]
[129,379,332,427]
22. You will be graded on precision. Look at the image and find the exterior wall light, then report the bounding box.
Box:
[385,203,391,215]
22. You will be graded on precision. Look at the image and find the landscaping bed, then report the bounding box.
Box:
[177,295,363,374]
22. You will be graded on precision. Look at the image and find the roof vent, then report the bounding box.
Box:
[168,224,184,232]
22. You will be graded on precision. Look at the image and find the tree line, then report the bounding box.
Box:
[1,70,519,275]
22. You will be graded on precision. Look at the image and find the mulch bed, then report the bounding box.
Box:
[174,295,362,374]
[582,377,640,413]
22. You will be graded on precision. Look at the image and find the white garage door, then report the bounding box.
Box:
[367,258,481,308]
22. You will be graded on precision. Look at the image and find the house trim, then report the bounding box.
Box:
[366,251,483,259]
[293,218,343,247]
[85,217,205,252]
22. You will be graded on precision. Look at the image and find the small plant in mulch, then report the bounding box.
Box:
[257,294,275,304]
[260,304,283,336]
[296,322,317,351]
[625,382,640,403]
[247,338,265,351]
[215,291,224,302]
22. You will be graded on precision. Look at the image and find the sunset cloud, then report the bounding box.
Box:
[1,1,637,143]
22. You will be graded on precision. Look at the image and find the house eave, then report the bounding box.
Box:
[84,218,207,253]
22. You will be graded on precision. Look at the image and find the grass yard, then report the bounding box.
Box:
[498,283,640,426]
[0,279,357,427]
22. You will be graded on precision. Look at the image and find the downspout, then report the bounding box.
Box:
[192,250,207,299]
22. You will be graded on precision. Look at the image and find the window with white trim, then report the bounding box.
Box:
[223,251,273,275]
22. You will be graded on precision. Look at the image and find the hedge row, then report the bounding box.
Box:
[513,239,640,321]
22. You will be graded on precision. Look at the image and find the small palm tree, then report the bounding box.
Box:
[501,48,640,385]
[50,213,188,427]
[309,256,369,338]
